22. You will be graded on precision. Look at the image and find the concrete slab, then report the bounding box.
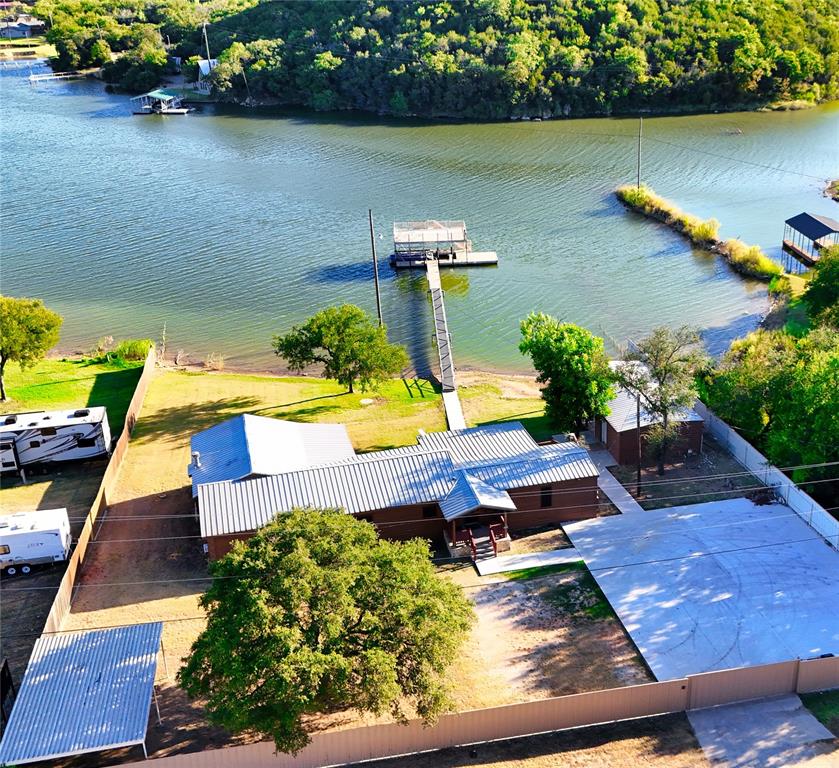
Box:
[597,467,645,514]
[475,547,582,576]
[688,694,836,767]
[565,498,839,680]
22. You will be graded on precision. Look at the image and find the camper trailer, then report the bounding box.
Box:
[0,407,111,472]
[0,509,72,576]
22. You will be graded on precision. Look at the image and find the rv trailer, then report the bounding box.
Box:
[0,407,111,472]
[0,508,72,576]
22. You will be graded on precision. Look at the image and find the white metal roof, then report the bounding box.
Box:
[198,450,457,537]
[439,471,516,521]
[417,422,539,467]
[393,220,467,244]
[0,508,69,535]
[0,623,162,766]
[197,424,599,537]
[0,407,107,433]
[197,58,218,77]
[189,414,356,497]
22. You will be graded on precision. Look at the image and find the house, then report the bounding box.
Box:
[594,362,703,465]
[188,413,356,498]
[192,419,600,560]
[0,14,45,38]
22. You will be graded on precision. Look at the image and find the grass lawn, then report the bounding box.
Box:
[0,357,144,435]
[802,689,839,736]
[458,371,553,440]
[0,36,56,58]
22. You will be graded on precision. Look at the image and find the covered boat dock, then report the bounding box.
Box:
[782,212,839,268]
[391,220,497,267]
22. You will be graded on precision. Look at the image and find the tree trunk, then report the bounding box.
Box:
[348,378,354,394]
[0,358,6,402]
[658,413,667,476]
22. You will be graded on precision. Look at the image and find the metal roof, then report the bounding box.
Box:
[393,220,467,244]
[189,415,356,497]
[0,406,107,433]
[439,471,516,520]
[785,212,839,241]
[417,422,540,467]
[197,425,599,538]
[0,623,162,766]
[198,450,457,537]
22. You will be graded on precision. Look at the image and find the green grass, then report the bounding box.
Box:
[459,377,554,441]
[801,689,839,736]
[783,296,812,336]
[505,561,586,581]
[0,357,144,435]
[542,570,614,620]
[616,185,720,244]
[719,239,783,280]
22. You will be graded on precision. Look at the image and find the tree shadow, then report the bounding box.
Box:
[132,396,263,445]
[86,366,145,434]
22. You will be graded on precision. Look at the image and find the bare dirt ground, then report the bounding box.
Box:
[506,525,573,554]
[609,435,762,510]
[350,713,709,768]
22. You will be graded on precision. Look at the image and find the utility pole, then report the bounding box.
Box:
[241,65,252,104]
[202,22,212,65]
[368,209,383,326]
[636,392,642,497]
[636,115,643,190]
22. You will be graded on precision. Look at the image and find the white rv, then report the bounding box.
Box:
[0,407,111,472]
[0,508,72,576]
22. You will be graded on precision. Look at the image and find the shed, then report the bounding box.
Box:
[783,212,839,266]
[0,623,164,765]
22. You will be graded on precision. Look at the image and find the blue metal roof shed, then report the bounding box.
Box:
[0,623,163,765]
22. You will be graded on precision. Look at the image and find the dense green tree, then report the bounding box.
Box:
[33,0,839,114]
[519,313,615,432]
[804,245,839,328]
[616,326,706,475]
[178,509,474,754]
[273,304,408,393]
[0,296,63,402]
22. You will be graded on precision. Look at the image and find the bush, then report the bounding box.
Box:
[720,239,783,280]
[111,338,154,361]
[616,185,719,245]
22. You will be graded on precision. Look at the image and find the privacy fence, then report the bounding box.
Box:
[42,347,157,634]
[694,401,839,550]
[117,655,839,768]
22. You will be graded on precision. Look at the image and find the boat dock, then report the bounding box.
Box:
[28,71,87,83]
[425,259,466,429]
[390,220,497,268]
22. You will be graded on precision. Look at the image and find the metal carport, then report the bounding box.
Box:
[0,622,163,765]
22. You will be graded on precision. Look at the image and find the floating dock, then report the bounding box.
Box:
[390,220,497,268]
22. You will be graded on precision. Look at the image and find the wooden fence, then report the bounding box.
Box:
[41,347,157,634]
[116,655,839,768]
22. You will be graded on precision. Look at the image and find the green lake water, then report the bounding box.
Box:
[2,64,838,374]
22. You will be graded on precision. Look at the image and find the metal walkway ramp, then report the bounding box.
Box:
[426,259,466,429]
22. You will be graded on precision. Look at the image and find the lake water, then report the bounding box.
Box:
[2,64,838,374]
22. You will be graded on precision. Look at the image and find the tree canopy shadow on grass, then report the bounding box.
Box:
[86,366,145,433]
[131,397,264,444]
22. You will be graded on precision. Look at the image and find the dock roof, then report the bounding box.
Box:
[784,212,839,241]
[393,220,467,244]
[0,623,162,765]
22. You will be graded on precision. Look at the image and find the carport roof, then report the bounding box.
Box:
[0,623,162,766]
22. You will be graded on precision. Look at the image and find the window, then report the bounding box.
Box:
[2,462,16,469]
[77,437,96,448]
[0,545,9,555]
[540,485,553,508]
[40,427,57,436]
[29,441,41,449]
[422,505,437,519]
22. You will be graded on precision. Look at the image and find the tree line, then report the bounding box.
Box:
[34,0,839,116]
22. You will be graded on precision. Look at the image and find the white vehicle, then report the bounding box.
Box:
[0,508,72,576]
[0,407,111,472]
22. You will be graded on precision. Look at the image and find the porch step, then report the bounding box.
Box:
[472,537,495,561]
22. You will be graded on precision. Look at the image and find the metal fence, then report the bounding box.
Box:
[41,347,157,634]
[114,656,839,768]
[694,400,839,550]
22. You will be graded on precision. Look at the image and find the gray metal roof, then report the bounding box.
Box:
[785,212,839,241]
[439,471,516,520]
[0,623,162,766]
[189,414,356,496]
[197,424,600,537]
[417,422,539,467]
[198,450,457,537]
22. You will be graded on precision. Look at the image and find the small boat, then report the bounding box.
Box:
[130,89,193,116]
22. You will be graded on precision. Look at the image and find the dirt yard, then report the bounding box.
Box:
[350,713,708,768]
[609,435,763,510]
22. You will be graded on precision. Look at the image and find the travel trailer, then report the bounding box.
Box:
[0,407,111,473]
[0,508,72,576]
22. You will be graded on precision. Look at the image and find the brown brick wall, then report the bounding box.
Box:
[601,419,704,465]
[507,477,598,529]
